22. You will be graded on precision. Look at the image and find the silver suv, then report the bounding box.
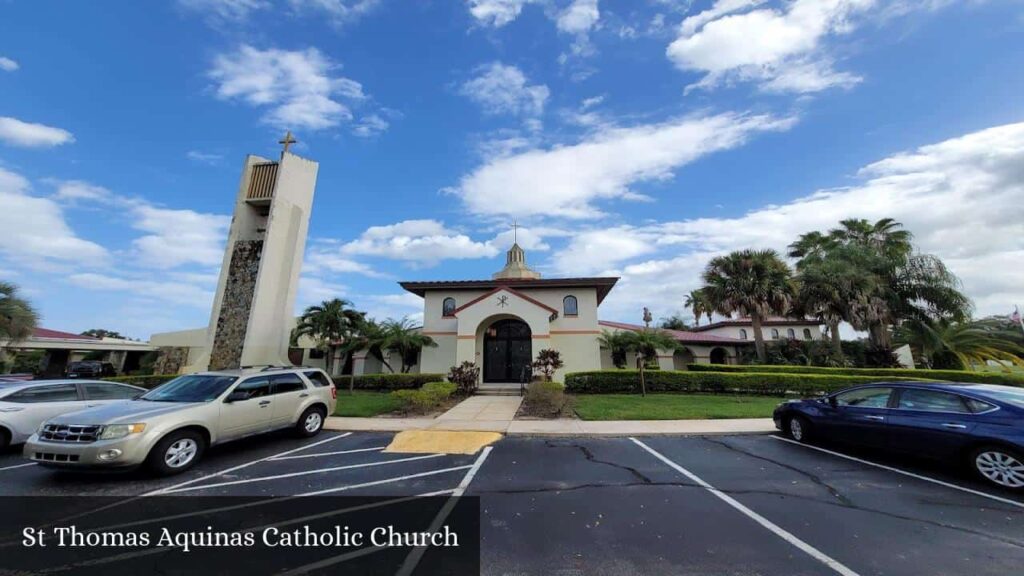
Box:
[22,367,337,476]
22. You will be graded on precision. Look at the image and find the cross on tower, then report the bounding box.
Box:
[279,131,297,153]
[511,219,520,244]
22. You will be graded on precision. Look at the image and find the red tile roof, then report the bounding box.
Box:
[598,321,745,344]
[452,286,559,316]
[399,277,619,305]
[688,317,821,332]
[32,328,99,341]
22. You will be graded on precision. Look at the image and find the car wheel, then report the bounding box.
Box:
[786,415,812,443]
[147,430,205,476]
[971,446,1024,490]
[296,406,326,438]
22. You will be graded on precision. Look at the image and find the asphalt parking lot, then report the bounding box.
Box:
[2,431,1023,575]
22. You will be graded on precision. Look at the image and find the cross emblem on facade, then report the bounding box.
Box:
[279,130,297,153]
[497,295,509,308]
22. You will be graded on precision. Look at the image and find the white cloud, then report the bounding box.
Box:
[131,205,231,269]
[178,0,270,21]
[304,244,387,278]
[51,180,114,203]
[288,0,381,26]
[187,150,224,165]
[460,63,550,119]
[0,117,75,148]
[556,0,600,33]
[68,273,214,308]
[552,227,655,275]
[341,219,499,265]
[298,276,351,307]
[0,168,108,268]
[351,114,389,137]
[209,45,368,131]
[359,292,425,323]
[667,0,873,93]
[579,121,1024,322]
[466,0,538,27]
[452,112,795,219]
[0,57,18,72]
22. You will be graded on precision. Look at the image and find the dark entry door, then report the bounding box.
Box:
[483,319,532,382]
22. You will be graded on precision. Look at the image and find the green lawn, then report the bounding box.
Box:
[573,394,787,421]
[334,391,401,417]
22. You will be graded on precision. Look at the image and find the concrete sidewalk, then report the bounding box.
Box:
[324,415,776,436]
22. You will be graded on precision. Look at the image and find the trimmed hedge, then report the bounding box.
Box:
[685,364,1024,386]
[565,370,934,396]
[391,382,457,413]
[345,373,447,391]
[103,375,179,389]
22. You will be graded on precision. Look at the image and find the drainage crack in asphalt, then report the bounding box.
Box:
[544,440,653,484]
[700,436,854,507]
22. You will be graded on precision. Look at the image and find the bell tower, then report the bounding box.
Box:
[188,133,319,371]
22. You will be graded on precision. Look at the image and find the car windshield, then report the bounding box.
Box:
[140,375,238,403]
[979,388,1024,409]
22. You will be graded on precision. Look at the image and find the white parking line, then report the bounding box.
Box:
[772,436,1024,510]
[0,462,36,472]
[45,432,355,527]
[284,446,495,576]
[631,438,861,576]
[161,453,446,494]
[145,432,352,495]
[397,446,493,576]
[269,446,386,461]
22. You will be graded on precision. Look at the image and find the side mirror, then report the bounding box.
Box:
[225,390,251,403]
[827,396,838,407]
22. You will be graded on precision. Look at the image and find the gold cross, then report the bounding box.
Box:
[279,130,297,153]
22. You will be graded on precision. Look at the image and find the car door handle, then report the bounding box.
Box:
[863,415,885,422]
[299,393,310,398]
[941,423,967,429]
[259,400,271,407]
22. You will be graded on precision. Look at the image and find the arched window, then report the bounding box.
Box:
[770,328,780,340]
[803,328,812,340]
[738,329,748,340]
[563,295,578,316]
[442,297,456,317]
[786,328,796,339]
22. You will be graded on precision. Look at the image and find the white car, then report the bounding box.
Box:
[0,380,146,449]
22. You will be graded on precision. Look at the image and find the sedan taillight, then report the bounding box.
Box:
[331,386,337,400]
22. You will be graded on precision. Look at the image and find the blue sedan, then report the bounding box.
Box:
[773,382,1024,490]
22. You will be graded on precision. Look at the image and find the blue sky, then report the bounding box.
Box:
[1,0,1023,339]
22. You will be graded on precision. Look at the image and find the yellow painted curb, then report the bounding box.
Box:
[385,430,503,455]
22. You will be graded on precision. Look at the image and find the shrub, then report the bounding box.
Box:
[564,370,934,396]
[531,349,563,382]
[345,373,446,391]
[447,362,480,394]
[390,381,457,414]
[103,375,179,389]
[520,381,573,418]
[685,364,1024,386]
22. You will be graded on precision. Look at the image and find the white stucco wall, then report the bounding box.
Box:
[697,323,823,342]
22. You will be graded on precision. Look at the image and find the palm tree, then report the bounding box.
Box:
[0,281,38,345]
[791,252,876,361]
[378,317,437,373]
[895,318,1024,370]
[683,289,711,326]
[623,329,680,396]
[598,330,633,369]
[702,249,794,363]
[292,298,365,375]
[659,314,690,331]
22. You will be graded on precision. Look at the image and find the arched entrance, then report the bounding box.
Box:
[709,347,728,365]
[673,348,695,370]
[483,318,532,382]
